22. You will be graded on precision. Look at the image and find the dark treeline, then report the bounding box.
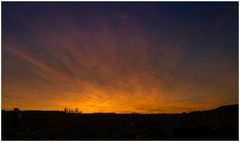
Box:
[2,104,238,140]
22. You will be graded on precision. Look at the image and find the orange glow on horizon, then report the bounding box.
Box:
[2,3,238,113]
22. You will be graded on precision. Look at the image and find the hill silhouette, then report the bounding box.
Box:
[2,104,238,140]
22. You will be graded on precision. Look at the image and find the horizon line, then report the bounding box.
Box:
[2,104,238,114]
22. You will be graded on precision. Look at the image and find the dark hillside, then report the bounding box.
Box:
[2,104,238,140]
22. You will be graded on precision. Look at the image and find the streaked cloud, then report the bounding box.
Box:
[2,2,238,113]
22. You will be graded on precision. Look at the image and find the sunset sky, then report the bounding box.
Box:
[2,2,238,113]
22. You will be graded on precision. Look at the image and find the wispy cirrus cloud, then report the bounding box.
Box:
[2,3,238,113]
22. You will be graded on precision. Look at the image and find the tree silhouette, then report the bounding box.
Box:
[63,107,81,114]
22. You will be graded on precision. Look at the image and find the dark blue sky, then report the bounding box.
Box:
[2,2,238,113]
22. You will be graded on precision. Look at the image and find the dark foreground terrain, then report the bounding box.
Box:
[2,104,238,140]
